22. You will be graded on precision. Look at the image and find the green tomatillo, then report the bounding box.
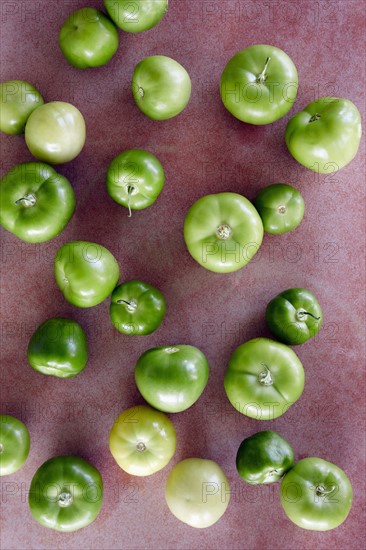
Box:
[110,280,166,335]
[54,241,120,308]
[29,455,103,532]
[135,345,209,412]
[25,101,86,164]
[0,415,30,476]
[27,317,88,378]
[224,338,305,420]
[285,97,362,173]
[0,162,75,243]
[106,149,165,215]
[236,430,294,484]
[266,288,322,345]
[104,0,168,33]
[184,192,263,273]
[132,55,191,120]
[109,405,176,476]
[59,8,119,69]
[253,183,304,234]
[0,80,44,135]
[280,457,353,531]
[220,44,298,124]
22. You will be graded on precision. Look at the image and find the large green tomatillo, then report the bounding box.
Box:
[165,458,230,528]
[106,149,165,214]
[28,456,103,532]
[132,55,191,120]
[59,8,119,69]
[266,288,322,345]
[0,80,44,135]
[54,241,120,308]
[104,0,168,33]
[0,162,75,243]
[0,415,30,476]
[27,317,88,378]
[285,97,362,173]
[135,345,209,412]
[220,44,298,125]
[253,183,305,234]
[236,430,294,484]
[224,338,305,420]
[109,405,176,476]
[25,101,86,164]
[184,192,263,273]
[280,458,353,531]
[110,280,166,335]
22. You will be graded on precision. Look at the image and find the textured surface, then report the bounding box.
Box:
[1,1,365,548]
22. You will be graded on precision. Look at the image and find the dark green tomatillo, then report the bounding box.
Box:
[110,280,166,335]
[266,288,322,345]
[27,317,88,378]
[236,430,294,484]
[106,149,165,215]
[253,183,305,234]
[28,455,103,532]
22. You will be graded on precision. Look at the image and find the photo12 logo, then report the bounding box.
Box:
[202,240,260,265]
[201,481,276,504]
[220,79,298,105]
[201,1,339,25]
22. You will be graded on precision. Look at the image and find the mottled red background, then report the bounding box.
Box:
[1,1,365,549]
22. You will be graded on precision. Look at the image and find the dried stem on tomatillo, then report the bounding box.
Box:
[58,492,73,508]
[315,484,336,496]
[258,366,273,386]
[117,299,137,313]
[15,194,36,207]
[256,57,271,83]
[127,185,134,217]
[296,310,321,322]
[309,113,321,122]
[216,224,232,240]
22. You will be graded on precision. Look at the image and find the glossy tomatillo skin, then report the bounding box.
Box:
[27,317,88,378]
[0,162,75,243]
[104,0,168,33]
[135,345,209,412]
[266,288,322,345]
[0,80,44,134]
[285,97,362,173]
[220,44,298,124]
[0,416,30,476]
[184,192,263,273]
[165,458,230,528]
[236,430,294,484]
[280,458,353,531]
[110,280,166,335]
[54,241,120,308]
[29,456,103,532]
[132,55,191,120]
[253,183,304,234]
[59,8,119,69]
[109,405,176,476]
[25,101,86,164]
[106,149,165,212]
[224,338,305,420]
